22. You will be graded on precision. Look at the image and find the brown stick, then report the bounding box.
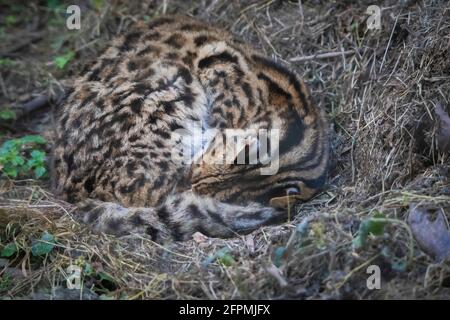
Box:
[289,50,357,62]
[0,32,44,58]
[14,95,50,120]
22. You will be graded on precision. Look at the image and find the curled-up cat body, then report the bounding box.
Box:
[52,15,329,242]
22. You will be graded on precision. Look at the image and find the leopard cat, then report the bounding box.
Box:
[52,15,329,242]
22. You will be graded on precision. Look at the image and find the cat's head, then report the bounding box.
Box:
[191,77,329,209]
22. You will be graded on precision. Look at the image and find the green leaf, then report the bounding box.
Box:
[1,242,18,257]
[0,139,20,153]
[2,166,18,178]
[0,59,14,68]
[11,155,25,166]
[352,233,366,250]
[5,15,17,26]
[216,248,235,266]
[353,212,386,250]
[34,166,46,178]
[0,109,15,120]
[54,51,75,69]
[83,263,94,276]
[92,0,105,11]
[202,247,236,268]
[30,149,46,160]
[362,212,386,236]
[273,246,286,267]
[19,135,46,145]
[46,0,61,9]
[31,232,55,256]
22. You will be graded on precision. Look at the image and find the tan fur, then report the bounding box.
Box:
[52,15,329,242]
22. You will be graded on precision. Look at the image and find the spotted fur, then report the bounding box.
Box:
[52,15,329,242]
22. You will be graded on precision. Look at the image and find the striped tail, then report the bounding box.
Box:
[77,191,287,242]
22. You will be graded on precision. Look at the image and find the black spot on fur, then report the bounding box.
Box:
[154,129,171,139]
[177,67,193,84]
[198,51,239,69]
[143,32,161,41]
[130,213,144,226]
[126,161,137,176]
[88,68,101,82]
[166,52,179,60]
[154,140,164,148]
[120,32,142,51]
[206,209,227,226]
[129,134,140,142]
[134,83,152,95]
[164,34,185,49]
[145,226,159,241]
[157,161,168,170]
[194,35,209,47]
[64,152,75,174]
[107,218,122,233]
[84,176,95,193]
[79,92,97,108]
[180,24,209,32]
[130,98,143,113]
[188,204,203,219]
[169,122,183,131]
[128,61,138,72]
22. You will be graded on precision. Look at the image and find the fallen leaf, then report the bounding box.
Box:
[31,232,56,256]
[408,204,450,261]
[435,103,450,153]
[0,242,18,257]
[201,247,235,268]
[352,211,386,250]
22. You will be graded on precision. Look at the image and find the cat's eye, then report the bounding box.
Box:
[286,187,300,195]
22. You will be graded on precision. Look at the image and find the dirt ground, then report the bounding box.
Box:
[0,0,449,299]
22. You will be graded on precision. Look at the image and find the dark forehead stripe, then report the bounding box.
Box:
[257,72,291,101]
[252,54,310,113]
[198,51,239,69]
[279,110,305,155]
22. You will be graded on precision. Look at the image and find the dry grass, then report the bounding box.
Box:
[0,0,449,299]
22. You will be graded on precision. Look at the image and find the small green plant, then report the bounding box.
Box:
[0,242,18,257]
[92,0,105,11]
[202,247,236,267]
[0,135,47,179]
[31,232,56,256]
[352,211,386,250]
[4,15,17,26]
[0,272,13,293]
[54,51,75,69]
[0,108,15,120]
[0,58,15,68]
